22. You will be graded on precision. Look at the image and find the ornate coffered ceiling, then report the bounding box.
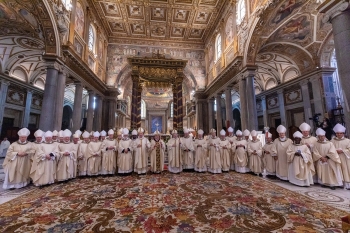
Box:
[89,0,228,46]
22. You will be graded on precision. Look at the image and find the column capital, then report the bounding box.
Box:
[87,89,95,95]
[240,65,257,79]
[277,89,284,95]
[46,60,61,70]
[74,81,82,86]
[0,79,10,86]
[260,95,266,100]
[26,89,33,94]
[106,87,120,98]
[208,97,215,103]
[299,79,309,87]
[318,0,350,23]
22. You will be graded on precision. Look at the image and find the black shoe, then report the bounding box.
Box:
[330,186,335,190]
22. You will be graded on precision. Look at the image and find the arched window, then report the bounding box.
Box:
[214,99,217,112]
[170,102,173,117]
[88,25,95,52]
[141,100,146,118]
[331,49,344,106]
[215,34,222,61]
[237,0,246,25]
[62,0,72,10]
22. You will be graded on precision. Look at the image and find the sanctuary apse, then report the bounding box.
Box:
[0,0,349,139]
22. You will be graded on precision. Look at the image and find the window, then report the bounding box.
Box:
[88,25,95,52]
[216,34,222,61]
[237,0,246,25]
[214,99,217,112]
[170,102,174,117]
[331,49,344,106]
[62,0,72,10]
[141,100,146,118]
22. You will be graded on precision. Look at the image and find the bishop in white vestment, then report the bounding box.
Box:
[234,130,250,173]
[194,129,207,172]
[132,128,150,174]
[263,132,277,176]
[149,131,165,173]
[181,128,195,170]
[208,129,221,174]
[118,128,133,174]
[86,131,104,176]
[274,125,293,181]
[57,129,77,181]
[101,129,118,175]
[248,130,263,175]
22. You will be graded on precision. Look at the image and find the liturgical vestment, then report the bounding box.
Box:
[218,138,231,172]
[57,142,77,181]
[274,138,293,180]
[286,143,315,186]
[118,138,133,174]
[208,136,221,173]
[263,142,277,175]
[149,139,165,173]
[132,137,150,174]
[331,137,350,189]
[181,136,195,169]
[86,141,103,175]
[167,138,182,173]
[31,142,58,186]
[194,138,207,172]
[102,139,118,174]
[234,139,249,173]
[248,139,263,174]
[226,136,236,170]
[77,142,89,176]
[3,141,33,189]
[313,140,343,187]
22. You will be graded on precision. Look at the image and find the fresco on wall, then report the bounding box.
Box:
[273,15,311,42]
[225,14,234,46]
[270,0,304,25]
[98,39,103,61]
[107,44,206,89]
[75,2,85,39]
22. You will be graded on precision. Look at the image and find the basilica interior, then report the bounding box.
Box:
[0,0,350,232]
[0,0,348,139]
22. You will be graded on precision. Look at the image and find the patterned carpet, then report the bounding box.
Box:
[0,172,347,233]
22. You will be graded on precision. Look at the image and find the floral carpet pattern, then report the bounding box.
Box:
[0,172,347,233]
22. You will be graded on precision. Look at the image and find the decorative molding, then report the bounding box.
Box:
[284,89,303,105]
[318,0,350,23]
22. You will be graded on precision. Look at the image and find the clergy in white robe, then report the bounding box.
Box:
[86,131,104,176]
[52,130,58,143]
[218,129,230,172]
[226,127,236,170]
[77,131,90,176]
[101,129,118,175]
[313,128,343,189]
[167,130,182,173]
[300,122,319,183]
[2,128,33,189]
[248,130,263,175]
[243,129,251,142]
[149,131,165,173]
[0,137,10,157]
[132,128,150,174]
[57,129,77,181]
[31,131,58,186]
[287,131,315,186]
[274,125,293,181]
[181,128,195,170]
[234,130,250,173]
[100,130,107,141]
[58,130,64,143]
[208,129,221,174]
[331,124,350,189]
[118,128,133,174]
[263,132,277,176]
[30,129,44,181]
[194,129,207,172]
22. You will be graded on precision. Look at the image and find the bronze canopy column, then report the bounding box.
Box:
[136,82,142,128]
[172,81,178,131]
[175,76,184,130]
[131,74,139,130]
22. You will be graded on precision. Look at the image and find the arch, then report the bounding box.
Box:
[34,77,45,90]
[11,66,28,83]
[282,67,299,83]
[233,108,241,131]
[265,78,277,90]
[141,99,146,118]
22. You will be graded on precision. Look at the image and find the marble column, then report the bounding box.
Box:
[39,61,59,131]
[86,90,94,132]
[310,76,325,121]
[54,70,67,131]
[0,80,10,133]
[246,75,258,130]
[300,80,314,128]
[277,90,286,127]
[225,87,234,128]
[195,99,205,131]
[22,90,33,128]
[108,99,116,130]
[131,75,139,130]
[238,77,247,130]
[93,95,103,131]
[215,94,223,131]
[72,82,83,133]
[208,98,215,131]
[261,95,268,127]
[319,1,350,126]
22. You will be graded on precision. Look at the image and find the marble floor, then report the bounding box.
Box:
[0,162,349,213]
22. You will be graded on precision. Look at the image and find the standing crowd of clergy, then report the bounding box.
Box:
[2,122,350,190]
